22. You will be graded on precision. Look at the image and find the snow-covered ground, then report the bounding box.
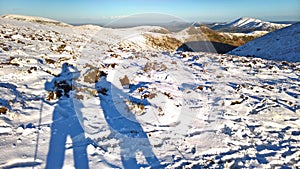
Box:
[229,23,300,62]
[0,15,300,169]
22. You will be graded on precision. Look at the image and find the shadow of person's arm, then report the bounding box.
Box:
[43,77,59,106]
[41,97,57,106]
[113,85,151,107]
[45,80,55,92]
[96,77,151,107]
[127,94,151,106]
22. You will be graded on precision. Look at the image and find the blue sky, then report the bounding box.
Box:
[0,0,299,23]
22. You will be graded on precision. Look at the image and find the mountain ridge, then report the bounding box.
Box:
[212,17,290,33]
[1,14,72,27]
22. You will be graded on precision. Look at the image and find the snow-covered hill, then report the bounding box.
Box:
[212,17,290,33]
[1,14,72,27]
[0,15,300,169]
[228,23,300,62]
[175,26,266,52]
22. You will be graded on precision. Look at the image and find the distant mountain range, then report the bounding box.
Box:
[103,20,201,32]
[211,17,291,33]
[2,14,297,58]
[3,15,293,34]
[101,17,293,34]
[228,22,300,62]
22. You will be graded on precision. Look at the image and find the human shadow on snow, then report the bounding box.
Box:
[95,73,160,169]
[45,63,89,169]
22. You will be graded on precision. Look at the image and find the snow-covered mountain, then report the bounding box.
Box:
[0,15,300,168]
[228,23,300,62]
[212,17,290,33]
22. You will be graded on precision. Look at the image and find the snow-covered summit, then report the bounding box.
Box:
[229,17,263,27]
[212,17,290,33]
[230,17,288,29]
[1,14,71,27]
[228,22,300,62]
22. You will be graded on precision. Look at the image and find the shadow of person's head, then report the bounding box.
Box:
[55,63,80,82]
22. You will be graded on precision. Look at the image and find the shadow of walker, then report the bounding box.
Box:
[45,63,89,169]
[95,75,160,169]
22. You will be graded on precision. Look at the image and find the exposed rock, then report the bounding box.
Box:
[84,69,101,83]
[119,75,130,87]
[0,106,8,114]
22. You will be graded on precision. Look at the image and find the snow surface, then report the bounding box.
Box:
[0,15,300,169]
[228,23,300,62]
[212,17,290,33]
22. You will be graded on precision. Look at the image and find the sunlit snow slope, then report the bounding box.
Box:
[228,23,300,62]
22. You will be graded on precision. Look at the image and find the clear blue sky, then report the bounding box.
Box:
[0,0,299,23]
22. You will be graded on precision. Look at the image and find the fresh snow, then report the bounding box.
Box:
[228,23,300,62]
[0,15,299,169]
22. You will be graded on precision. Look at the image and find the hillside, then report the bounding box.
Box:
[0,15,299,169]
[228,23,300,62]
[175,26,264,53]
[1,14,71,27]
[212,17,290,33]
